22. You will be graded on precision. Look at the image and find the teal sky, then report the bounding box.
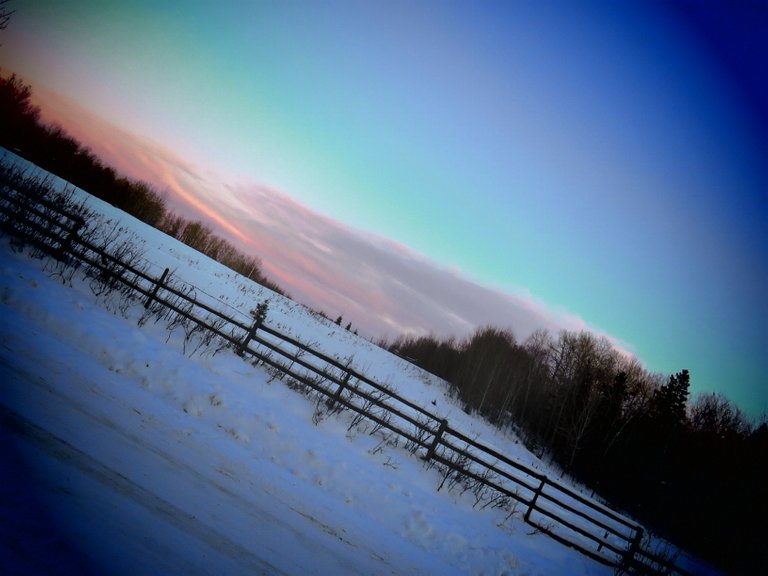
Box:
[2,0,766,418]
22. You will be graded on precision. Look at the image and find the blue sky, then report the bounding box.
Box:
[1,0,766,418]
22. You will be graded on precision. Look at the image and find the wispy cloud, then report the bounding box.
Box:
[33,86,635,353]
[215,177,636,355]
[31,87,253,244]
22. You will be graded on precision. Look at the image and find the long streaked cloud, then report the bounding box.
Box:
[31,88,247,236]
[32,86,635,353]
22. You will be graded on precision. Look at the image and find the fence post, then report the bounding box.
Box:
[327,369,352,410]
[144,268,170,309]
[56,215,84,260]
[424,419,448,461]
[622,526,644,572]
[524,478,547,523]
[238,314,263,356]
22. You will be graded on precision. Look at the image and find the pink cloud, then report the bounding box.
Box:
[31,87,253,245]
[30,85,636,355]
[223,179,634,352]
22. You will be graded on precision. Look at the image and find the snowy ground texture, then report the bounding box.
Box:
[0,154,717,575]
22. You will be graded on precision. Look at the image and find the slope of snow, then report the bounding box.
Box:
[0,239,612,576]
[1,151,717,574]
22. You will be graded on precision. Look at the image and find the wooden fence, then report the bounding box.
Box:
[0,173,693,576]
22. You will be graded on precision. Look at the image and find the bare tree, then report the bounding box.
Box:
[689,392,751,440]
[0,1,14,32]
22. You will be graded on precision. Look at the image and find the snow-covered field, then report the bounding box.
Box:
[0,153,716,575]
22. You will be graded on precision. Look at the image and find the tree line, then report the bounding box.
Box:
[387,326,766,575]
[0,71,285,295]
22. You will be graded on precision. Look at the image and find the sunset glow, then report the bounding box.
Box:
[1,0,765,417]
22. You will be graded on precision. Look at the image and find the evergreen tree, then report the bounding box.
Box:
[652,369,690,430]
[0,73,41,150]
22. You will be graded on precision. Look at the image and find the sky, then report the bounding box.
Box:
[1,0,766,419]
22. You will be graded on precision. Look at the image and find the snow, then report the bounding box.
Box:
[0,152,715,574]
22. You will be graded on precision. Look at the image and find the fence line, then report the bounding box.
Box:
[0,174,693,576]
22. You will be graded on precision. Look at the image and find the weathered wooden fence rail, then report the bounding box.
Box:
[0,173,693,576]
